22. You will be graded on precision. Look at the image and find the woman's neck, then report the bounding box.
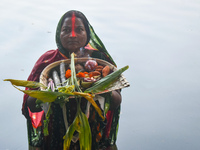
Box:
[70,48,93,58]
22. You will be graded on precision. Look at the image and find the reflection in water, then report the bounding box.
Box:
[29,145,117,150]
[106,144,117,150]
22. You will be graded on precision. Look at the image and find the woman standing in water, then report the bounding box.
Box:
[23,10,121,150]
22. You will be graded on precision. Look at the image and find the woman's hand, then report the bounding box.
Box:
[110,90,122,110]
[27,96,42,112]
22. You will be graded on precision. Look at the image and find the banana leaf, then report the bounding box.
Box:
[63,116,80,150]
[4,79,73,103]
[84,65,129,94]
[4,79,47,89]
[79,111,92,150]
[25,90,74,102]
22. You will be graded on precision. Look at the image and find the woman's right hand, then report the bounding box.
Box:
[27,96,42,112]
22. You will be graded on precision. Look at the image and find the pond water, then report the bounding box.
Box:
[1,0,200,149]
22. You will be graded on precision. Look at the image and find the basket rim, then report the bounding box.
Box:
[39,57,129,93]
[40,57,117,80]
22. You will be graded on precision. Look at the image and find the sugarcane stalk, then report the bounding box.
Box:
[52,70,61,88]
[84,65,129,94]
[60,61,67,86]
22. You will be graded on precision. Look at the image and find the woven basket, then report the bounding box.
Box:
[39,57,130,94]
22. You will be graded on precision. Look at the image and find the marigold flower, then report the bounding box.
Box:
[84,72,89,74]
[65,69,71,78]
[76,72,85,78]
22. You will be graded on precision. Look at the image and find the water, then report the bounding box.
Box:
[1,0,200,149]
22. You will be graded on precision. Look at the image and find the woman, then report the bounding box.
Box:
[23,10,121,150]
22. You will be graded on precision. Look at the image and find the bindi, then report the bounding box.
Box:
[71,13,76,37]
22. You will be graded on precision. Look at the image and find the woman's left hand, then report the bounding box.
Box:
[110,90,122,110]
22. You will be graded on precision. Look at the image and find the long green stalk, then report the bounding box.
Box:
[84,65,129,93]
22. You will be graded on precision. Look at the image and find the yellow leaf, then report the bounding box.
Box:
[63,116,80,150]
[4,79,47,89]
[73,92,105,120]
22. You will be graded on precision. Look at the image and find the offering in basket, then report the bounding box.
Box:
[40,57,130,94]
[4,53,130,150]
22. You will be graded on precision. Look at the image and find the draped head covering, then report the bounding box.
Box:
[56,10,117,66]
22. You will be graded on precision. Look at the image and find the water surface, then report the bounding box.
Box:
[1,0,200,149]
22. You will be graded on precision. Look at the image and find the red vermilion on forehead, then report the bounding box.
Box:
[71,13,76,37]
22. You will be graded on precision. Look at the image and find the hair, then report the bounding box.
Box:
[60,10,91,46]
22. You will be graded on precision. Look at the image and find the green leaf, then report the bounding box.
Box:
[84,65,129,94]
[79,111,91,150]
[58,85,74,94]
[23,90,73,103]
[43,103,52,136]
[70,53,82,92]
[73,92,105,120]
[63,116,80,150]
[4,79,47,89]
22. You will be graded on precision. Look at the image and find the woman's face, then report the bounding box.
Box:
[60,16,87,53]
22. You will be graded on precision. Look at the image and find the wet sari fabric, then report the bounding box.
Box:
[23,11,120,150]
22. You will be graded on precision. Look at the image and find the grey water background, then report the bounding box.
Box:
[0,0,200,149]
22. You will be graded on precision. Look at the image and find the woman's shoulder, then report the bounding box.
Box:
[40,49,59,58]
[32,49,60,70]
[36,49,60,61]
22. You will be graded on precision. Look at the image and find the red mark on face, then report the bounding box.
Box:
[71,13,76,37]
